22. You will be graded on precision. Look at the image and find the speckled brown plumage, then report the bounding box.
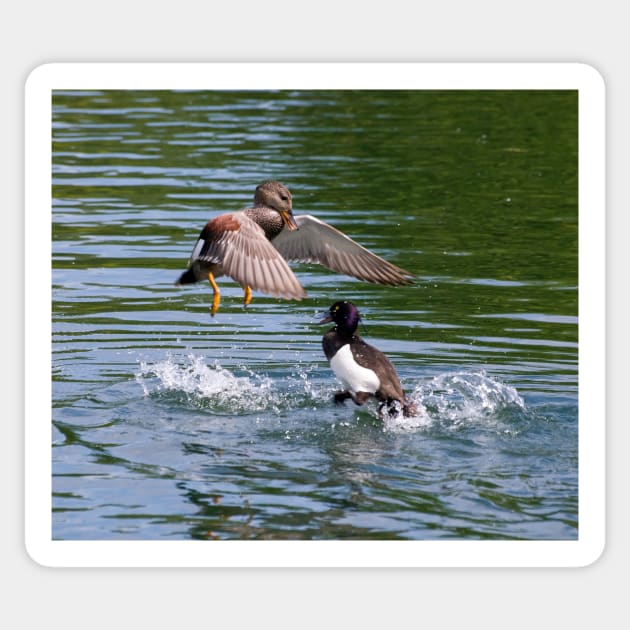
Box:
[176,180,414,314]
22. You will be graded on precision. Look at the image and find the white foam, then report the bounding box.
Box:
[135,354,327,414]
[383,370,526,433]
[136,354,276,413]
[135,358,526,432]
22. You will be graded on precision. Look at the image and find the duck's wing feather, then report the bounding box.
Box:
[272,215,414,286]
[192,212,306,299]
[351,338,406,401]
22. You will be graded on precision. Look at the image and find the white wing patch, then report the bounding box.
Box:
[189,238,205,264]
[330,345,380,394]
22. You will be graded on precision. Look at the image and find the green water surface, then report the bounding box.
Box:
[52,89,578,540]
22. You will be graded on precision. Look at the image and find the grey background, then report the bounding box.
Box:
[5,1,625,628]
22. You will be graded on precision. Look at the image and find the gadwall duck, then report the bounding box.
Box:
[176,181,413,315]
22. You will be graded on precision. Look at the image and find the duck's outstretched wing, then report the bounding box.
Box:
[190,212,306,299]
[272,214,414,286]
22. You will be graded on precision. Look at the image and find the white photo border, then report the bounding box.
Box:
[25,62,605,567]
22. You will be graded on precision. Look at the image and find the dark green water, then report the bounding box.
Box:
[52,89,578,540]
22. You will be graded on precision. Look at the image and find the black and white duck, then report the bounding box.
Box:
[320,300,416,418]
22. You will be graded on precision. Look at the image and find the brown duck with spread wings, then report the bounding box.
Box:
[176,180,413,315]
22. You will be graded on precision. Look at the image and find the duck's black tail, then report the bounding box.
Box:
[175,268,197,285]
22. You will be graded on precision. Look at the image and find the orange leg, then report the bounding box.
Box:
[243,285,253,308]
[208,272,221,316]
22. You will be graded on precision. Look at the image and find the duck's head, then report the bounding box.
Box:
[254,180,298,231]
[319,300,361,335]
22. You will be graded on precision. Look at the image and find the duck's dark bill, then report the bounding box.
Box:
[319,314,333,324]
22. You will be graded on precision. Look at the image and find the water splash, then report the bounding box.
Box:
[136,356,526,432]
[136,354,274,413]
[384,371,526,433]
[135,354,326,414]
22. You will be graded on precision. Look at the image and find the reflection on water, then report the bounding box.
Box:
[52,89,578,540]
